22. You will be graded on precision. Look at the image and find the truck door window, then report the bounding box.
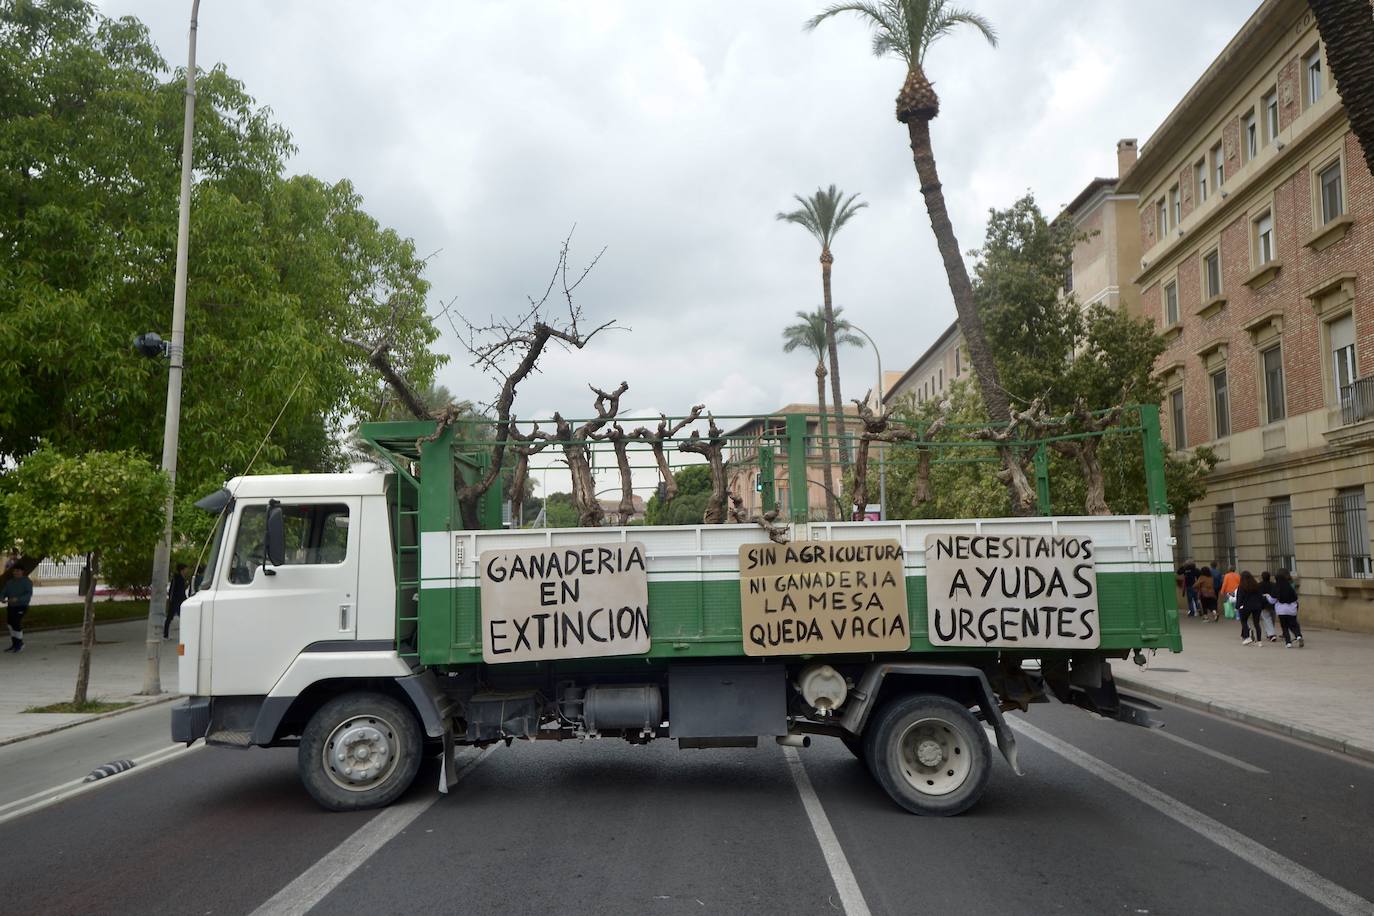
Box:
[229,503,351,584]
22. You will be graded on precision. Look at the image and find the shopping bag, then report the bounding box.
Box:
[1223,597,1236,619]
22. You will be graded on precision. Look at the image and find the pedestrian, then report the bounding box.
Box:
[1220,566,1240,604]
[1271,569,1304,648]
[1235,571,1268,646]
[1179,561,1200,616]
[1196,565,1217,621]
[164,563,187,640]
[1258,571,1278,642]
[2,565,32,653]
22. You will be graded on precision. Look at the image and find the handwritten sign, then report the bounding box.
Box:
[738,539,909,656]
[924,533,1100,648]
[479,542,650,663]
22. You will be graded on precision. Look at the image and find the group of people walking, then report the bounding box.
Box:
[1178,561,1305,648]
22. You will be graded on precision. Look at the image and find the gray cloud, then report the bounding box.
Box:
[101,0,1259,471]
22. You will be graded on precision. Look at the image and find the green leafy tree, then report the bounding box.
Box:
[781,307,865,519]
[644,464,715,526]
[805,1,1009,433]
[542,492,580,529]
[0,3,441,536]
[776,186,867,485]
[2,446,167,703]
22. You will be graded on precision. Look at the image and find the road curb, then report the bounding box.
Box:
[1115,675,1374,765]
[0,694,181,749]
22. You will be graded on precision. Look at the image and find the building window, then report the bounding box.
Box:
[938,368,943,390]
[1263,89,1279,145]
[1174,511,1192,563]
[1254,211,1274,265]
[1306,48,1324,107]
[1164,281,1179,325]
[1318,160,1344,224]
[1243,110,1257,161]
[1170,184,1181,227]
[1156,198,1168,238]
[1170,388,1186,449]
[1212,368,1230,438]
[1063,258,1074,293]
[1212,504,1238,572]
[1263,345,1286,423]
[1203,249,1222,299]
[1212,143,1224,189]
[1263,497,1296,574]
[1330,487,1371,578]
[1195,159,1208,203]
[1330,313,1368,423]
[955,348,960,376]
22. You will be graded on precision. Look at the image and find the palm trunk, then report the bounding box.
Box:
[819,252,851,490]
[74,550,98,706]
[814,362,837,520]
[1308,0,1374,179]
[904,117,1010,426]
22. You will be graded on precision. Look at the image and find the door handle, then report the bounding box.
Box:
[340,603,352,631]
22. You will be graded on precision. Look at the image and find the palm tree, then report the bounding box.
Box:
[1307,0,1374,179]
[776,186,867,485]
[805,2,1010,427]
[783,307,865,520]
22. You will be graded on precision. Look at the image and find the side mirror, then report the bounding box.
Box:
[264,501,285,573]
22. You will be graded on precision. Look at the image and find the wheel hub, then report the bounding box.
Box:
[915,738,944,768]
[324,717,398,791]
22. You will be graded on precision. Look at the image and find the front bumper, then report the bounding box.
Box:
[170,697,211,744]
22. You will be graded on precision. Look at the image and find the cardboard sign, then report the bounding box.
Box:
[479,542,650,664]
[738,539,909,656]
[924,533,1100,648]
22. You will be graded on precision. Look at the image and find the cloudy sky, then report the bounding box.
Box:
[99,0,1257,489]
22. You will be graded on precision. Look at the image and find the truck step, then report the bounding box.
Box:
[205,729,253,748]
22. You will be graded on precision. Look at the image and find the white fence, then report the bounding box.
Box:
[32,556,85,582]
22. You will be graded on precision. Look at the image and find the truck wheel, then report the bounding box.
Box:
[298,692,422,812]
[863,694,991,816]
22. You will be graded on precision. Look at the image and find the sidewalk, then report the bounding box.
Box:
[1116,613,1374,762]
[0,618,180,744]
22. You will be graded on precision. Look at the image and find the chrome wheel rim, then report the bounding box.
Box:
[897,716,971,796]
[323,714,401,792]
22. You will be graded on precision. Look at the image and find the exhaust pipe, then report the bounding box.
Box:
[775,734,811,748]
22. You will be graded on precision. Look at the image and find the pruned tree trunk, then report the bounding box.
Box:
[554,382,629,527]
[974,399,1048,516]
[813,362,837,520]
[73,550,98,706]
[632,406,703,506]
[820,251,851,489]
[851,395,923,517]
[603,424,636,525]
[679,414,728,524]
[1309,0,1374,178]
[1049,398,1128,516]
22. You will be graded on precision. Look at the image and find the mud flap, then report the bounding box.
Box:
[437,724,459,794]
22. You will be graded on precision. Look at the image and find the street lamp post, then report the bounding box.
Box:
[850,324,886,521]
[142,0,201,695]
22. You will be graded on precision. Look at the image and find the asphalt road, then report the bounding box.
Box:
[1,697,1371,916]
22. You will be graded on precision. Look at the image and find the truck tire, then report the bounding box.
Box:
[862,693,991,816]
[298,692,423,812]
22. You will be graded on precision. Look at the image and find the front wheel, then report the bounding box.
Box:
[298,692,423,812]
[863,693,991,816]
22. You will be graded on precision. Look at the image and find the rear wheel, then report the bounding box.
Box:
[298,692,422,812]
[863,693,991,816]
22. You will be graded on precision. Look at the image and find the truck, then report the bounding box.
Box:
[171,406,1181,816]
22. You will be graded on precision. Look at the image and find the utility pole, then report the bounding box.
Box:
[142,0,201,695]
[850,325,886,521]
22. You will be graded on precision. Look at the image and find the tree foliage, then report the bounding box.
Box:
[0,2,441,540]
[644,464,714,526]
[873,194,1215,518]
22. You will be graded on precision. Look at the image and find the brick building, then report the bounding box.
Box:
[725,404,861,521]
[1118,0,1374,630]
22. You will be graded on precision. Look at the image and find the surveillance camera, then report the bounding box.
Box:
[133,332,168,359]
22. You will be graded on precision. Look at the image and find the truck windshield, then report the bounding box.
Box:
[194,510,229,594]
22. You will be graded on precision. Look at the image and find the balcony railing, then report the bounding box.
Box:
[1340,376,1374,426]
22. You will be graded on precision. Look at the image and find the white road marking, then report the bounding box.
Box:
[0,742,201,826]
[250,748,490,916]
[1149,726,1269,774]
[1014,720,1374,916]
[782,747,872,916]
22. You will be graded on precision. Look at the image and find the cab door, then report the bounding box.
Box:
[210,497,361,695]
